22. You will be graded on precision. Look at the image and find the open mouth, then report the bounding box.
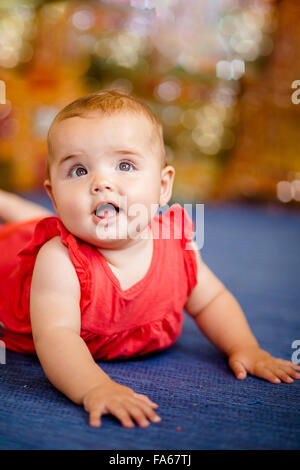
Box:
[94,203,120,219]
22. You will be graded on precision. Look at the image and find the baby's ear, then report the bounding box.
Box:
[43,179,58,212]
[159,165,175,207]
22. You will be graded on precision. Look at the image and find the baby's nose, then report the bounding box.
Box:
[91,176,114,193]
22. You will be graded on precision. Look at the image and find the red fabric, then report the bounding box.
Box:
[0,204,198,360]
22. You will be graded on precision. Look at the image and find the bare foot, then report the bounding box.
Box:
[0,189,55,223]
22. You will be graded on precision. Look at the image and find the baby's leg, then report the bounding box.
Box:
[0,189,54,223]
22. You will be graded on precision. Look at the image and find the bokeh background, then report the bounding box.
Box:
[0,0,300,207]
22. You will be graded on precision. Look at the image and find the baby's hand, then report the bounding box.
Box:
[228,346,300,384]
[83,379,161,428]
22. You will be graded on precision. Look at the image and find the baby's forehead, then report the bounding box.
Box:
[47,110,165,171]
[53,109,153,129]
[49,110,162,154]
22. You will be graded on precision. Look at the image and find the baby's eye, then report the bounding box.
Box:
[69,166,88,178]
[118,161,135,172]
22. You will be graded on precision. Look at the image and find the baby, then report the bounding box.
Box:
[0,90,299,429]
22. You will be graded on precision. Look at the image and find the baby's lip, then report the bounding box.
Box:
[93,201,120,215]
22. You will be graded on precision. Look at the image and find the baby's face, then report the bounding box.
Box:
[45,111,174,247]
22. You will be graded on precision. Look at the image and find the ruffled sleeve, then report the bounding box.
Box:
[15,216,92,321]
[17,216,70,268]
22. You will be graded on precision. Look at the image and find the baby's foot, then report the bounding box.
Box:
[0,189,54,223]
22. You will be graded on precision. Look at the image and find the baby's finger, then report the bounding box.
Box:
[125,404,151,428]
[89,408,102,427]
[272,368,294,384]
[108,404,135,428]
[129,398,161,424]
[253,366,281,384]
[133,393,158,407]
[277,365,300,380]
[276,359,300,370]
[229,359,247,380]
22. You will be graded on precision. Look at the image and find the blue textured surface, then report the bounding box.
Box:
[0,193,300,449]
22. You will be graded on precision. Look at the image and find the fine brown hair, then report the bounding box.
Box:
[46,89,167,179]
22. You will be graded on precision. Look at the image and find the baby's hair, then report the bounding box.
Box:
[46,89,167,179]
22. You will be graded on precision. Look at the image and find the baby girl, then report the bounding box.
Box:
[0,90,299,429]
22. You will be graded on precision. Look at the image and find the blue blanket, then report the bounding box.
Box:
[0,195,299,449]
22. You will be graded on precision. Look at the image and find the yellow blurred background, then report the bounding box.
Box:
[0,0,299,206]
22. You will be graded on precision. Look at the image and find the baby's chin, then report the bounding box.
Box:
[59,213,153,247]
[68,226,145,249]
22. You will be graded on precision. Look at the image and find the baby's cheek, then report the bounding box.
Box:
[63,192,85,212]
[58,197,84,225]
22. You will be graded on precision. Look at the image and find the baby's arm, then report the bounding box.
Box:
[30,237,161,428]
[184,241,300,384]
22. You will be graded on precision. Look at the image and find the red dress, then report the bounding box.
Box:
[0,204,197,360]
